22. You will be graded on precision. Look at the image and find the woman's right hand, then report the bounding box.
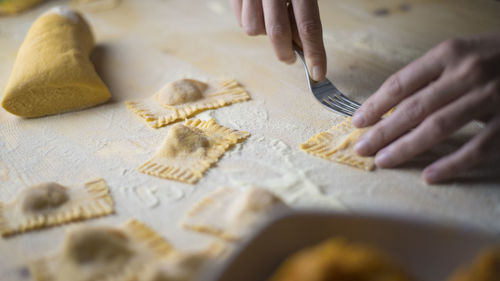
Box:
[230,0,327,81]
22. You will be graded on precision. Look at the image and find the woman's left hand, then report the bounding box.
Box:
[351,34,500,184]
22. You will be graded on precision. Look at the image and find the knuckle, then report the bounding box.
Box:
[438,38,464,58]
[384,74,404,98]
[468,143,486,162]
[371,126,388,144]
[397,141,412,157]
[459,55,486,82]
[441,159,461,175]
[267,24,288,42]
[297,19,322,38]
[485,81,500,104]
[426,116,449,138]
[363,102,376,118]
[401,98,427,122]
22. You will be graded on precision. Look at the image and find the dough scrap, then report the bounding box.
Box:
[181,187,288,241]
[126,78,250,128]
[446,246,500,281]
[300,117,375,171]
[0,178,114,237]
[269,238,415,281]
[138,119,249,184]
[0,0,43,15]
[1,7,111,117]
[29,219,173,281]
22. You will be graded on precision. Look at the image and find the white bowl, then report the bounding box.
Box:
[202,210,499,281]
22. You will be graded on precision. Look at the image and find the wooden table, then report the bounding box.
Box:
[1,0,499,280]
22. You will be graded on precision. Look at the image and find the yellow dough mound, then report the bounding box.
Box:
[1,6,111,118]
[269,238,415,281]
[447,247,500,281]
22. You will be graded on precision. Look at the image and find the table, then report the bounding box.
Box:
[1,0,499,280]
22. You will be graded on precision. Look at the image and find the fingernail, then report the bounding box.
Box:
[311,65,322,81]
[354,138,369,156]
[375,149,391,167]
[352,112,365,127]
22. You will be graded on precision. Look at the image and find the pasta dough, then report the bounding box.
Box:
[446,246,500,281]
[269,238,415,281]
[141,245,225,281]
[0,0,43,15]
[181,186,288,241]
[30,219,173,281]
[0,178,114,237]
[301,117,375,171]
[1,7,111,117]
[138,119,249,183]
[126,78,250,128]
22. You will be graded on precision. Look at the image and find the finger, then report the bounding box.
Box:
[230,0,243,27]
[355,70,470,156]
[423,113,500,184]
[291,0,326,81]
[374,82,498,169]
[263,0,295,63]
[287,2,301,48]
[242,0,266,36]
[352,46,446,128]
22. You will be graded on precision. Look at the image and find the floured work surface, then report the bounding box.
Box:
[1,1,500,280]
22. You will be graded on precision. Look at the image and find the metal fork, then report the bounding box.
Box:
[294,45,361,116]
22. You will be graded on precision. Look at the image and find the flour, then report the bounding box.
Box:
[44,6,80,23]
[207,1,227,15]
[1,1,500,279]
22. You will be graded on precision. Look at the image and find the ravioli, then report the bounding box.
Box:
[300,117,375,171]
[142,250,217,281]
[138,119,249,184]
[0,178,114,237]
[126,78,250,128]
[269,238,415,281]
[181,187,288,241]
[1,7,111,117]
[30,219,173,281]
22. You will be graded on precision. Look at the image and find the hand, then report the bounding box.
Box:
[230,0,327,81]
[351,34,500,184]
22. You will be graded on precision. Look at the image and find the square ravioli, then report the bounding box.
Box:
[300,117,375,171]
[29,219,173,281]
[0,178,114,237]
[138,119,249,184]
[126,78,250,128]
[181,187,288,241]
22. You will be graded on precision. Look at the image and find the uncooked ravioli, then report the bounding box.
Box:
[126,78,250,128]
[138,119,249,184]
[301,117,375,171]
[0,178,114,237]
[29,219,173,281]
[181,186,288,240]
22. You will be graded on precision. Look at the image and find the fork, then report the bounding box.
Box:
[294,44,361,116]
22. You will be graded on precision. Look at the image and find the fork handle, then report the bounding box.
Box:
[293,43,315,83]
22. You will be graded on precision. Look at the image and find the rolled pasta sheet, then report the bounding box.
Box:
[1,6,111,118]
